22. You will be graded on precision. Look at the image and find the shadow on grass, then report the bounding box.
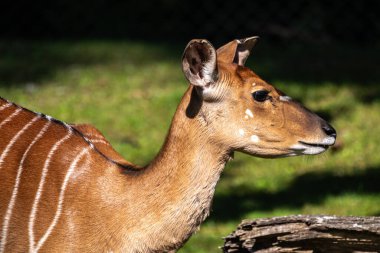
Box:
[0,40,181,87]
[1,40,379,92]
[211,166,380,222]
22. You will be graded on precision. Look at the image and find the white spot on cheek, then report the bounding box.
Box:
[250,135,260,143]
[279,96,292,102]
[252,82,256,86]
[238,129,245,136]
[245,109,253,118]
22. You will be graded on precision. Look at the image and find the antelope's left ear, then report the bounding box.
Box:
[217,36,259,66]
[182,39,218,87]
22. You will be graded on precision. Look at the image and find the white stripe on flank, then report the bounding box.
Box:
[0,103,12,112]
[82,132,104,138]
[0,107,22,129]
[90,139,109,145]
[0,115,40,170]
[34,148,90,252]
[0,121,50,253]
[28,129,73,253]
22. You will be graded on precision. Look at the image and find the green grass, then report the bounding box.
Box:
[1,40,379,252]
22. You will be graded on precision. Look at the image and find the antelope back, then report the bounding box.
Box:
[0,98,129,252]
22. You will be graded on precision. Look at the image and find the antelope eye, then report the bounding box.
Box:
[252,90,269,102]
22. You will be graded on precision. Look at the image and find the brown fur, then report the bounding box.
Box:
[0,38,335,252]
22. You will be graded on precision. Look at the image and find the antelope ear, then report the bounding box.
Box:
[182,39,218,87]
[217,36,259,66]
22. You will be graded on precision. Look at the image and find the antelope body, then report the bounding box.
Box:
[0,37,336,252]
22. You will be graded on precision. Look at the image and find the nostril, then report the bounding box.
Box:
[322,123,337,137]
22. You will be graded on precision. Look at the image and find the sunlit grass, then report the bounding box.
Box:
[0,40,379,252]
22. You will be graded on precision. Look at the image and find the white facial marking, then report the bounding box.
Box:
[245,109,253,118]
[279,96,292,102]
[252,82,256,86]
[290,142,326,155]
[321,136,336,145]
[244,115,249,119]
[238,129,245,136]
[289,143,305,150]
[250,135,260,143]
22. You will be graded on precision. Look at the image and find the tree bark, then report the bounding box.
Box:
[222,215,380,253]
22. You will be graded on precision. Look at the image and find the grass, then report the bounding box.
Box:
[1,40,380,252]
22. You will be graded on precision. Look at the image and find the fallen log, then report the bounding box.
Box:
[222,215,380,253]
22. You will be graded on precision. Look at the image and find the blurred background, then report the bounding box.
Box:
[1,0,380,252]
[1,0,379,44]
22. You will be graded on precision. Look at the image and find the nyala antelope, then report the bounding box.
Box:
[0,37,336,252]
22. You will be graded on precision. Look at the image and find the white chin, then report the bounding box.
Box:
[301,146,327,155]
[290,143,327,155]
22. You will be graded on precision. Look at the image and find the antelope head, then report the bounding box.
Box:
[182,37,336,158]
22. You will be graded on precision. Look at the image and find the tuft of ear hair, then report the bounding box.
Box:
[182,39,218,87]
[217,36,259,66]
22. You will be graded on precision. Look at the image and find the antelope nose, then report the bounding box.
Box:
[322,123,336,137]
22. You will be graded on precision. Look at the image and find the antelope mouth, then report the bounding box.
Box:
[290,139,335,155]
[298,141,330,149]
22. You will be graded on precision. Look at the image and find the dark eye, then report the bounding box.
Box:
[252,90,269,102]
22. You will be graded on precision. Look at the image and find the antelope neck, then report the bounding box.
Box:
[147,86,229,181]
[123,87,230,250]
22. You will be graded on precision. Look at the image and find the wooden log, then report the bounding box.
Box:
[222,215,380,253]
